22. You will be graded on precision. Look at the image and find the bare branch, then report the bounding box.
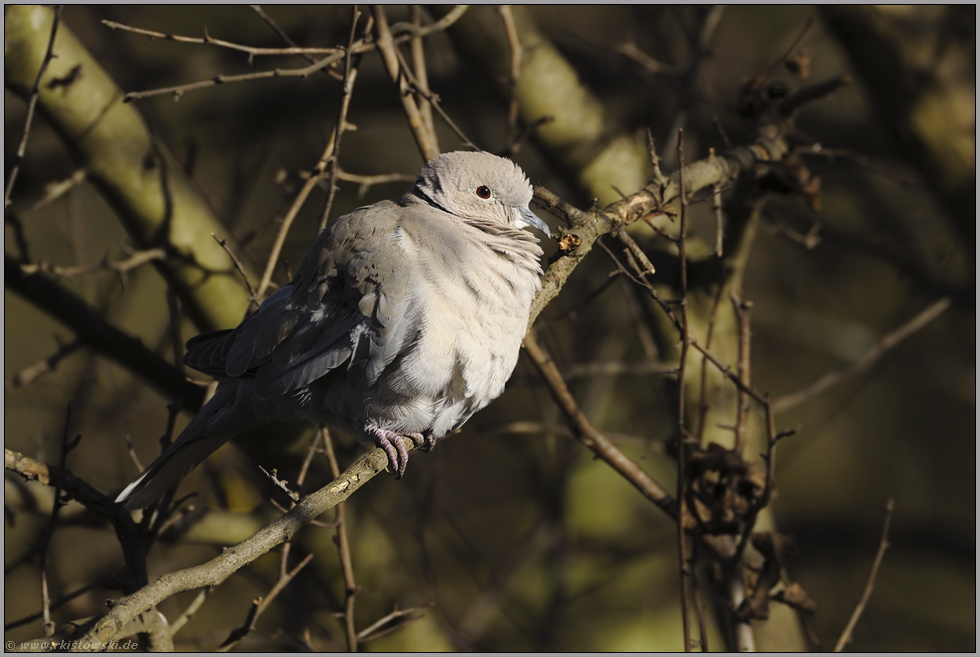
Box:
[522,329,677,517]
[217,551,314,651]
[773,297,952,413]
[675,129,693,653]
[6,339,82,391]
[6,255,205,412]
[77,436,420,647]
[18,248,167,280]
[5,5,62,208]
[319,6,363,232]
[111,7,470,103]
[102,19,340,56]
[498,5,524,154]
[211,233,257,304]
[322,428,359,651]
[255,132,337,300]
[833,499,895,652]
[372,6,439,161]
[410,5,439,153]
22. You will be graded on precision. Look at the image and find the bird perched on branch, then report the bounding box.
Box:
[117,151,550,509]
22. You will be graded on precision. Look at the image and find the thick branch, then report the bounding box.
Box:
[5,255,205,412]
[5,5,253,333]
[773,297,952,413]
[76,438,417,648]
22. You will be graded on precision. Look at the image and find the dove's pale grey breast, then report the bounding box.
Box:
[190,151,545,443]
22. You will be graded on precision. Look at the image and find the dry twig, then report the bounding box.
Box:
[5,6,62,207]
[833,499,895,652]
[321,428,360,652]
[76,436,419,647]
[675,129,693,653]
[773,297,952,413]
[522,330,677,517]
[372,6,439,161]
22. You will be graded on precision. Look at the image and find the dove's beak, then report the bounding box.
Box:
[516,207,551,238]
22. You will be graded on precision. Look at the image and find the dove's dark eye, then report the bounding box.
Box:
[476,186,492,199]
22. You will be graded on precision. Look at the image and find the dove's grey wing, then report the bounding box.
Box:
[119,200,427,509]
[183,201,425,400]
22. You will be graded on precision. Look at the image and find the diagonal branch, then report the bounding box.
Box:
[4,5,62,207]
[522,329,677,518]
[772,297,952,413]
[76,436,418,648]
[372,5,440,162]
[5,255,205,412]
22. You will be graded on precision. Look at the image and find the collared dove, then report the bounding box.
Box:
[116,151,550,509]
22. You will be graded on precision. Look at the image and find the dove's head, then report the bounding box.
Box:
[414,151,551,238]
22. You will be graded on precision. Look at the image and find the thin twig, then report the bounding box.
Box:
[166,287,185,377]
[743,6,816,98]
[773,297,952,413]
[410,5,439,153]
[319,6,363,232]
[5,6,63,208]
[6,339,82,391]
[498,5,523,155]
[372,6,439,161]
[27,169,88,214]
[357,605,430,643]
[103,19,341,57]
[38,407,79,637]
[675,128,692,653]
[255,132,337,300]
[169,587,213,635]
[712,117,733,151]
[111,7,470,102]
[522,330,678,516]
[833,498,895,652]
[708,149,725,256]
[248,4,343,82]
[217,551,315,651]
[211,233,257,304]
[694,280,725,444]
[646,130,668,188]
[731,292,752,453]
[3,578,103,631]
[296,430,324,489]
[321,428,359,651]
[616,42,684,77]
[691,541,709,652]
[564,359,675,380]
[799,145,922,188]
[123,50,345,102]
[391,53,479,151]
[334,170,416,199]
[79,434,417,646]
[18,248,167,280]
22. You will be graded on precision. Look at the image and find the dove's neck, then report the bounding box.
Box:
[411,188,453,216]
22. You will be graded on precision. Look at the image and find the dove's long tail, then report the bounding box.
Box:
[115,382,256,510]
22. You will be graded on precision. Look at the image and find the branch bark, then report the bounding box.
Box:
[75,437,415,648]
[5,5,253,334]
[5,255,205,412]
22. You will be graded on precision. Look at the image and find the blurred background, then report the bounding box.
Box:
[5,5,974,651]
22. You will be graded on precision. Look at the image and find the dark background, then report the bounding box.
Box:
[5,5,974,651]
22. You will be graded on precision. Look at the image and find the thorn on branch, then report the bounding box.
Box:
[259,466,300,503]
